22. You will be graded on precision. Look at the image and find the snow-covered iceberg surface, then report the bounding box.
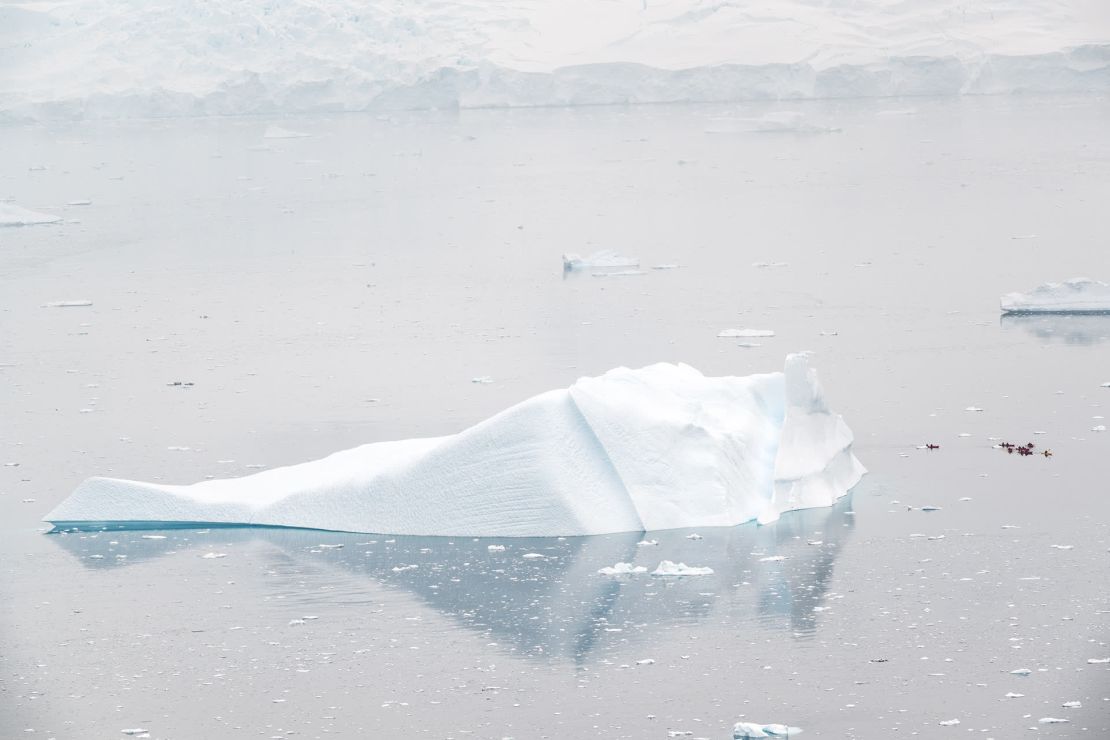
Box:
[2,0,1109,121]
[1000,278,1110,314]
[45,354,865,536]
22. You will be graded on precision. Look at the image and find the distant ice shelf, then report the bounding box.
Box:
[1001,278,1110,314]
[45,353,865,537]
[2,0,1108,121]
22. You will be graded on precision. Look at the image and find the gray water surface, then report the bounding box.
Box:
[2,95,1109,738]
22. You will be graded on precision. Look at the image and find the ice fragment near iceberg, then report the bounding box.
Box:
[562,250,639,271]
[45,354,864,537]
[733,722,803,738]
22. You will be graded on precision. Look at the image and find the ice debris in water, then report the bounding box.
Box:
[45,354,865,536]
[597,562,647,575]
[0,203,61,226]
[718,329,774,338]
[1087,657,1110,664]
[1000,278,1110,314]
[1062,701,1081,708]
[938,719,960,726]
[733,721,803,738]
[1011,668,1032,675]
[120,730,148,736]
[263,125,310,139]
[471,376,494,384]
[44,300,93,307]
[486,544,506,552]
[1038,717,1070,724]
[201,552,226,559]
[652,560,713,576]
[562,250,638,271]
[522,552,544,559]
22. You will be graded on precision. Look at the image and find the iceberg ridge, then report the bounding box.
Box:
[45,354,865,537]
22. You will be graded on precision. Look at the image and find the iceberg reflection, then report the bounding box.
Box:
[1001,313,1110,345]
[49,498,855,662]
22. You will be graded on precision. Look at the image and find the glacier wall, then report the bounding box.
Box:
[2,0,1109,121]
[44,354,866,537]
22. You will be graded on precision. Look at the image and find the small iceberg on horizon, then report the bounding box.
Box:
[1001,278,1110,314]
[45,353,864,537]
[563,250,639,271]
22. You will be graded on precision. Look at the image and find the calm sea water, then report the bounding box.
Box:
[2,94,1108,738]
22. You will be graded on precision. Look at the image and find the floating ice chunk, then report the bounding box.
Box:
[753,261,788,268]
[67,199,92,206]
[120,730,148,736]
[732,721,803,738]
[1005,692,1025,698]
[288,618,306,626]
[487,544,506,552]
[1038,717,1069,724]
[562,250,638,271]
[1092,425,1106,432]
[718,329,775,338]
[0,203,61,226]
[263,125,310,139]
[651,264,680,270]
[635,658,655,665]
[685,533,702,540]
[44,301,93,308]
[652,560,713,576]
[637,539,658,546]
[965,406,984,412]
[522,552,545,559]
[597,562,646,575]
[1101,382,1110,388]
[1050,544,1074,550]
[1062,701,1081,708]
[1011,668,1032,675]
[1087,657,1110,664]
[471,376,494,384]
[920,505,941,512]
[591,269,646,277]
[45,354,864,537]
[1001,278,1110,314]
[759,555,786,562]
[938,719,960,726]
[140,534,166,540]
[201,552,226,559]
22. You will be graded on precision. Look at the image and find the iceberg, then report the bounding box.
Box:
[0,202,61,227]
[733,722,803,738]
[1000,278,1110,314]
[562,250,639,271]
[44,353,864,536]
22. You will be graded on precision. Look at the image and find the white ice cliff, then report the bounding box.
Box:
[1000,278,1110,313]
[44,353,865,536]
[2,0,1108,121]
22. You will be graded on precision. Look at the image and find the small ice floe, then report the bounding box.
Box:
[1062,701,1081,708]
[43,300,93,307]
[938,719,960,726]
[141,535,166,540]
[201,552,227,559]
[652,560,713,576]
[965,406,984,412]
[956,433,971,437]
[818,330,838,336]
[487,544,506,552]
[1010,668,1032,676]
[167,446,192,452]
[637,539,658,546]
[120,730,149,736]
[598,562,647,575]
[718,329,775,338]
[0,202,62,226]
[1038,717,1069,724]
[732,721,803,738]
[736,342,762,348]
[752,261,788,268]
[563,250,638,271]
[635,658,655,665]
[1005,692,1025,698]
[67,199,92,206]
[522,552,545,559]
[920,505,941,512]
[391,564,418,572]
[1087,657,1110,664]
[686,533,703,540]
[759,555,786,562]
[264,125,311,139]
[651,264,680,270]
[1101,382,1110,388]
[288,618,306,626]
[591,269,646,277]
[1050,544,1074,550]
[1092,425,1107,432]
[471,376,494,384]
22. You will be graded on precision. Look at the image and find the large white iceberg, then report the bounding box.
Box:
[0,202,62,227]
[1000,278,1110,314]
[2,0,1108,121]
[45,353,864,536]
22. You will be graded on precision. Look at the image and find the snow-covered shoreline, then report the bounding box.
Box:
[3,0,1108,122]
